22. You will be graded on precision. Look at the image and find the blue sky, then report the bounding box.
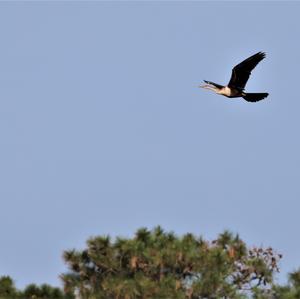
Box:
[1,1,300,288]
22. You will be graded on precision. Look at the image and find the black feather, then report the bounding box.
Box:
[228,52,266,90]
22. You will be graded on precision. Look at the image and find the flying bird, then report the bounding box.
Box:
[200,52,269,102]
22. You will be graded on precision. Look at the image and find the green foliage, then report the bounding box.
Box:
[0,276,17,299]
[5,228,300,299]
[22,283,65,299]
[271,269,300,299]
[61,227,282,299]
[0,278,72,299]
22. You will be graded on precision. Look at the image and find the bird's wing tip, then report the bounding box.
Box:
[258,51,266,58]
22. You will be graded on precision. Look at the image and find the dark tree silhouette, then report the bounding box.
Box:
[22,283,65,299]
[0,276,17,299]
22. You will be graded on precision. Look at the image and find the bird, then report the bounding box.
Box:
[200,52,269,102]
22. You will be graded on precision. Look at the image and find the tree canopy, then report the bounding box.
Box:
[0,276,17,298]
[2,227,300,299]
[0,278,70,299]
[61,227,282,299]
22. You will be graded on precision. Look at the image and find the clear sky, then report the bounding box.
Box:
[1,1,299,289]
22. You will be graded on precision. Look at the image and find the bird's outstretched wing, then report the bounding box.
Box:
[228,52,266,90]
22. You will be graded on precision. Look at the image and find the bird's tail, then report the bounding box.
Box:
[242,93,269,102]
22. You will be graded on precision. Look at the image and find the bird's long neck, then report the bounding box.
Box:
[201,85,218,93]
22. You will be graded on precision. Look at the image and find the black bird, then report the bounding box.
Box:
[200,52,269,102]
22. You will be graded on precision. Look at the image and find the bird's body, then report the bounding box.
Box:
[200,52,269,102]
[216,86,242,97]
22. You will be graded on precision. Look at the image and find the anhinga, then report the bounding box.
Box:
[200,52,269,102]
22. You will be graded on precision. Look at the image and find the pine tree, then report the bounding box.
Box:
[61,227,281,299]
